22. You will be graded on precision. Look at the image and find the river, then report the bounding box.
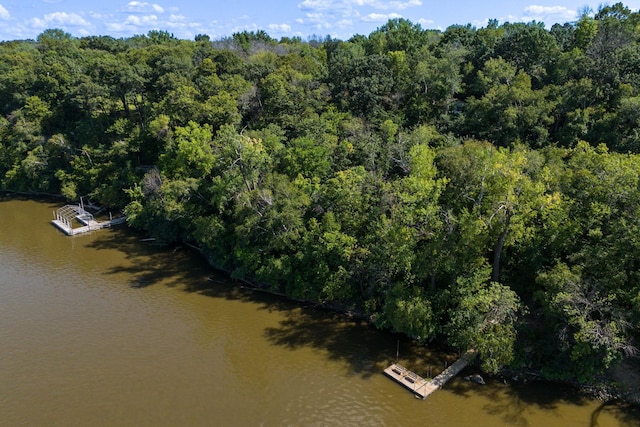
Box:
[1,197,638,426]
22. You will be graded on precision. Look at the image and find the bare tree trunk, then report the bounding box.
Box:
[120,94,130,117]
[492,212,511,283]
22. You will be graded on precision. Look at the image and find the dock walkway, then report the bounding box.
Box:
[51,204,126,236]
[52,217,126,235]
[384,350,477,399]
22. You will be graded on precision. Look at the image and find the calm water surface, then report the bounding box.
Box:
[1,198,638,426]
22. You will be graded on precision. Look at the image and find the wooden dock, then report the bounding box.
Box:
[51,204,126,236]
[383,364,437,399]
[384,350,478,399]
[52,217,126,235]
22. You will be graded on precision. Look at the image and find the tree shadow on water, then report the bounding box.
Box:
[590,399,640,427]
[82,229,640,425]
[445,372,640,427]
[84,229,212,289]
[260,302,456,380]
[84,230,465,382]
[506,381,640,426]
[264,308,393,379]
[180,278,403,379]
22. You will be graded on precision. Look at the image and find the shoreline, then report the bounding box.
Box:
[4,191,639,407]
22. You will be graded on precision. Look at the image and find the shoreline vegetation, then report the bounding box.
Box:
[2,2,640,406]
[4,190,639,404]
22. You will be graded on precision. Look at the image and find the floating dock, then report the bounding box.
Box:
[384,350,478,399]
[51,204,126,236]
[383,364,436,399]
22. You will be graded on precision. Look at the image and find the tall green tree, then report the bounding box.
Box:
[447,264,524,374]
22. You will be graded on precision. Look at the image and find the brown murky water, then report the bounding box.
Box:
[1,197,638,426]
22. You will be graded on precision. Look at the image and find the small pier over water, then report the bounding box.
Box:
[52,204,125,236]
[384,350,478,399]
[383,364,435,398]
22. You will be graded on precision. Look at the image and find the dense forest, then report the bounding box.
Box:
[2,2,640,383]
